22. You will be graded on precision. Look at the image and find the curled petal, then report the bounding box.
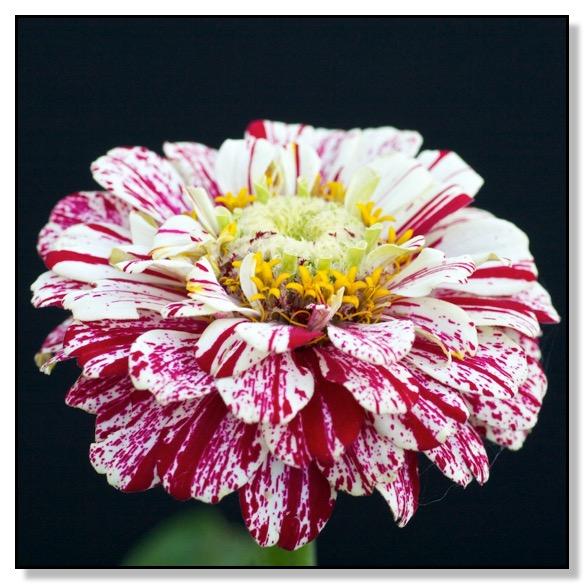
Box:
[162,257,260,318]
[279,142,321,195]
[149,214,213,260]
[34,317,74,371]
[427,214,533,267]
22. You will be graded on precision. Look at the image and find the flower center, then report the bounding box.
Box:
[223,195,367,271]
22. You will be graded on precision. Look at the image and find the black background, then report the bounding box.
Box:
[17,17,567,567]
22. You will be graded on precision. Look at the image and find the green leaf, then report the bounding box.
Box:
[120,507,316,567]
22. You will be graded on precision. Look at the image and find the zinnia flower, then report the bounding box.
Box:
[31,119,559,551]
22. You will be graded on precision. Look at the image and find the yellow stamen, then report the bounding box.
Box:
[356,202,395,227]
[183,209,198,220]
[215,188,256,212]
[319,181,347,203]
[397,228,415,245]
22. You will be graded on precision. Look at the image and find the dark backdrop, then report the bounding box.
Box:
[17,17,567,568]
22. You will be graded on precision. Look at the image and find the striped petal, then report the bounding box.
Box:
[417,150,484,197]
[157,393,268,503]
[319,128,423,184]
[462,261,539,296]
[426,211,537,296]
[64,314,205,378]
[31,272,90,308]
[431,291,540,338]
[464,355,547,432]
[215,138,278,196]
[113,258,195,283]
[37,191,132,260]
[91,146,190,223]
[391,183,473,238]
[327,318,415,366]
[318,418,405,495]
[235,321,321,354]
[474,423,531,451]
[63,279,186,321]
[129,330,216,404]
[314,347,420,414]
[369,154,435,215]
[149,214,213,260]
[65,375,134,415]
[374,384,464,451]
[427,214,532,266]
[262,353,364,467]
[246,119,325,145]
[240,455,336,550]
[34,317,73,370]
[279,142,321,195]
[425,422,489,486]
[44,222,136,284]
[163,141,220,199]
[168,257,260,318]
[388,296,478,357]
[407,327,528,399]
[93,383,137,442]
[512,281,561,323]
[376,451,419,527]
[388,248,476,297]
[215,352,314,424]
[194,318,270,378]
[246,121,423,176]
[90,391,174,492]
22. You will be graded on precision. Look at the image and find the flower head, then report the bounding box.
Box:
[32,120,559,550]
